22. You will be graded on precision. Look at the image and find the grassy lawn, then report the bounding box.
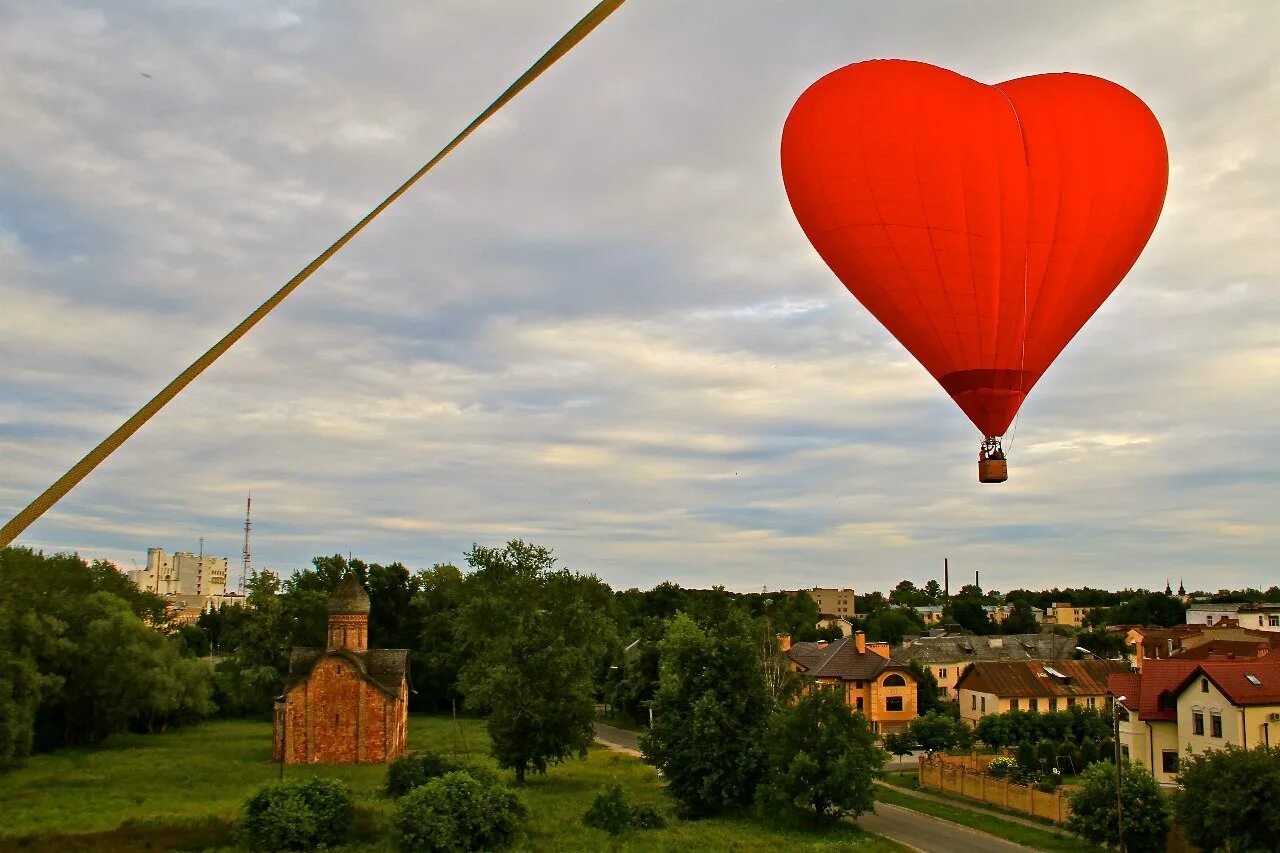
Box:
[0,715,907,852]
[874,786,1102,853]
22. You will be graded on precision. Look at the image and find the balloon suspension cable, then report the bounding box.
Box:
[979,436,1005,461]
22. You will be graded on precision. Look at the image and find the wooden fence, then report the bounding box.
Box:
[918,756,1071,824]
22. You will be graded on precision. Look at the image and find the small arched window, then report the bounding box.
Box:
[1200,678,1210,693]
[883,673,907,687]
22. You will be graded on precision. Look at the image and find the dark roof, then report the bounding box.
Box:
[1173,640,1275,661]
[955,659,1130,698]
[286,647,410,697]
[327,573,371,615]
[1169,658,1280,706]
[787,637,906,681]
[891,633,1076,665]
[1107,660,1202,721]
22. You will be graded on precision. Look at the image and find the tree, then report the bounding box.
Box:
[1075,628,1127,660]
[904,660,945,716]
[410,563,467,712]
[640,610,771,817]
[863,607,924,645]
[1093,592,1186,628]
[1000,600,1039,635]
[1174,745,1280,852]
[758,686,887,823]
[907,712,966,755]
[946,594,994,635]
[456,541,615,783]
[1066,761,1169,853]
[889,580,922,608]
[882,731,916,764]
[922,580,943,604]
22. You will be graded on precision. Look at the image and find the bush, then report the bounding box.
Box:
[1174,744,1280,852]
[1066,761,1169,853]
[986,756,1015,779]
[582,780,666,836]
[386,751,463,797]
[1036,738,1057,770]
[1015,740,1038,772]
[393,769,524,852]
[238,778,354,852]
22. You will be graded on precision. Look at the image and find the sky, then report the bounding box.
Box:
[2,1,1278,594]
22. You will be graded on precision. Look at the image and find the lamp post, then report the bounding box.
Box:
[1112,695,1129,853]
[1075,645,1102,660]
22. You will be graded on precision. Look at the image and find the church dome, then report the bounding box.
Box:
[327,572,371,615]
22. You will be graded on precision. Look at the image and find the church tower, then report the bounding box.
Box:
[326,573,371,652]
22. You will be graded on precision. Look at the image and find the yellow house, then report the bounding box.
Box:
[1043,602,1094,627]
[1108,660,1201,785]
[1171,658,1280,756]
[785,632,917,735]
[891,633,1077,700]
[955,659,1130,726]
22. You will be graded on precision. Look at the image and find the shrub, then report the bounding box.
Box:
[386,751,463,797]
[1036,738,1057,770]
[238,778,354,852]
[393,769,524,852]
[582,780,666,836]
[986,756,1015,779]
[1174,744,1280,852]
[1079,738,1097,767]
[1015,740,1038,772]
[1066,761,1169,853]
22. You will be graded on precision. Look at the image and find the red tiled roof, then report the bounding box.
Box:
[787,637,906,681]
[955,659,1130,698]
[1107,659,1201,721]
[1173,640,1273,661]
[1169,658,1280,706]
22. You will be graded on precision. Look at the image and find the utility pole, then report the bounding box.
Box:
[1113,696,1128,853]
[241,494,252,595]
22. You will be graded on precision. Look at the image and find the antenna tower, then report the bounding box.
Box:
[241,494,251,595]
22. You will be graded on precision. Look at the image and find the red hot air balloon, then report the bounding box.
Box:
[781,60,1168,482]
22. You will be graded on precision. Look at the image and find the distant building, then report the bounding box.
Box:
[273,574,410,764]
[784,632,916,735]
[1042,602,1093,627]
[915,605,944,625]
[163,593,247,625]
[804,587,856,619]
[130,547,228,597]
[815,616,855,638]
[1118,625,1204,671]
[892,633,1077,699]
[1184,602,1249,626]
[1179,600,1280,631]
[954,659,1130,726]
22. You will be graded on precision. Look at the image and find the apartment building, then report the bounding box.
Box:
[1042,602,1093,627]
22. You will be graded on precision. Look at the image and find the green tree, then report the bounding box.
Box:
[882,731,916,763]
[904,659,945,716]
[946,595,994,635]
[1173,745,1280,852]
[1066,761,1169,853]
[1092,592,1186,628]
[1075,628,1127,659]
[640,610,770,817]
[908,712,964,755]
[1000,600,1040,635]
[410,563,467,712]
[456,541,615,783]
[758,686,887,823]
[863,607,924,645]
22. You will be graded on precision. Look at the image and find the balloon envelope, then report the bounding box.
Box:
[781,60,1168,437]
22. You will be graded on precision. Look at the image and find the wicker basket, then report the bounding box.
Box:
[978,458,1008,483]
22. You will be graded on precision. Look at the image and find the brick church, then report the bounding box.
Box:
[273,573,410,764]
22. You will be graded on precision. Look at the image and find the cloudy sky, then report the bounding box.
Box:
[2,1,1277,594]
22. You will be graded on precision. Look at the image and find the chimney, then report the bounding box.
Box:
[855,631,867,654]
[779,633,792,653]
[944,558,950,603]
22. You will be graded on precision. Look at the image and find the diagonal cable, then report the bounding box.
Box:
[1,0,627,548]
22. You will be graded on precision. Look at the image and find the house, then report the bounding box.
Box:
[891,633,1077,699]
[1108,659,1201,785]
[1169,658,1280,756]
[1184,601,1250,627]
[273,574,411,764]
[1238,602,1280,632]
[1042,602,1093,627]
[1118,625,1203,671]
[955,659,1130,726]
[785,631,917,734]
[915,605,944,625]
[816,615,856,638]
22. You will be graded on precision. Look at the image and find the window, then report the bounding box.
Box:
[887,696,904,712]
[1067,697,1077,707]
[1270,615,1279,627]
[1087,697,1097,709]
[980,697,987,712]
[856,697,864,712]
[939,687,949,697]
[883,674,907,687]
[1121,745,1130,760]
[1192,711,1204,735]
[1201,678,1209,693]
[938,668,948,678]
[1010,698,1019,711]
[1029,698,1039,712]
[1162,751,1178,773]
[1210,713,1223,738]
[1049,698,1058,711]
[972,695,978,710]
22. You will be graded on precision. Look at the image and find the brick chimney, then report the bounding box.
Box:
[326,573,371,652]
[855,630,867,654]
[779,633,792,653]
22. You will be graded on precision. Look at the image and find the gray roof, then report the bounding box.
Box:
[286,647,410,696]
[891,633,1076,665]
[327,573,372,615]
[788,637,906,681]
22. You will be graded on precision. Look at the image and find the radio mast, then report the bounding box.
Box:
[240,494,251,595]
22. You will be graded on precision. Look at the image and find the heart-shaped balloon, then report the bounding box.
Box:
[782,59,1168,448]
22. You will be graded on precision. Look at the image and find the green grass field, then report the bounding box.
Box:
[0,715,908,852]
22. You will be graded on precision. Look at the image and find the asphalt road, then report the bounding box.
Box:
[592,723,1034,853]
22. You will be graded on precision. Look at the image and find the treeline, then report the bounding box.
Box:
[0,548,214,770]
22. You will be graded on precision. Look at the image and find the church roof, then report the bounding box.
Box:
[285,647,410,697]
[327,572,372,615]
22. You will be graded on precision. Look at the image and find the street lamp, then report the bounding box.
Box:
[1112,695,1130,853]
[1075,646,1102,660]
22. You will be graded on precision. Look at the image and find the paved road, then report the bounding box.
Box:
[858,802,1036,853]
[594,722,641,753]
